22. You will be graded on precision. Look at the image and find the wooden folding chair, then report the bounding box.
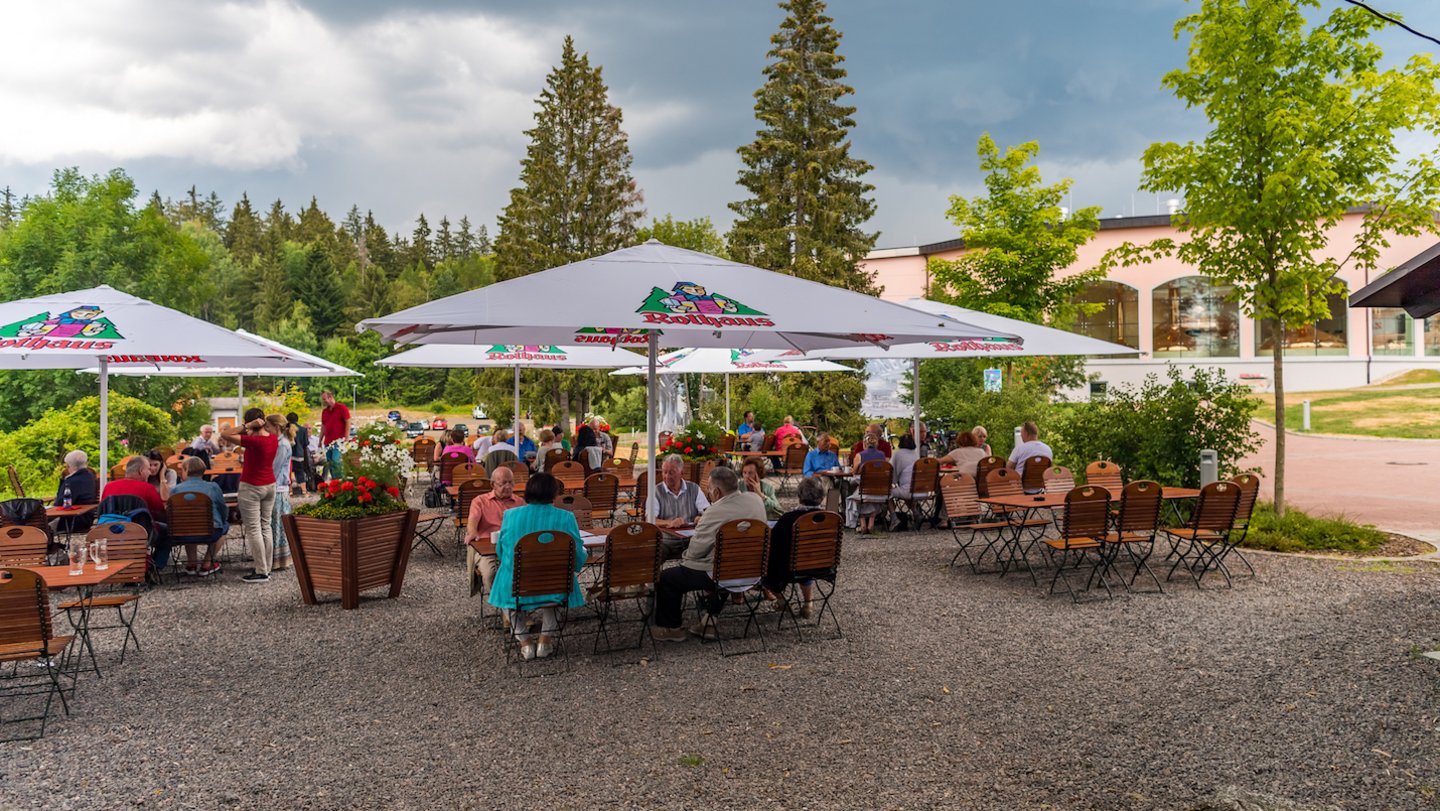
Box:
[627,441,639,464]
[551,461,586,494]
[166,491,225,582]
[542,447,570,472]
[0,568,75,741]
[59,522,148,663]
[698,518,770,657]
[1164,480,1242,588]
[623,470,649,521]
[1020,455,1052,493]
[6,467,24,499]
[583,473,620,527]
[900,457,942,530]
[507,530,578,671]
[556,494,594,531]
[974,455,1005,497]
[777,443,807,494]
[1043,466,1076,493]
[777,510,843,641]
[855,459,893,531]
[937,473,1010,572]
[450,477,493,546]
[435,450,469,486]
[505,461,530,493]
[1085,460,1124,493]
[590,522,662,657]
[1227,473,1262,578]
[1041,485,1112,602]
[411,437,438,480]
[983,468,1055,580]
[0,527,48,566]
[1104,480,1164,593]
[718,434,736,454]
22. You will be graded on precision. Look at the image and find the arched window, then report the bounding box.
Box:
[1256,289,1348,356]
[1072,281,1139,349]
[1152,277,1239,357]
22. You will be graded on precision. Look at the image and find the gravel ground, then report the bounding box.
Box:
[3,513,1439,810]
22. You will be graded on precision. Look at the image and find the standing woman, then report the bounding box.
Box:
[287,412,313,496]
[268,414,295,572]
[222,408,278,584]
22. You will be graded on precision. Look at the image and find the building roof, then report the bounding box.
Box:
[1349,241,1440,319]
[866,213,1178,258]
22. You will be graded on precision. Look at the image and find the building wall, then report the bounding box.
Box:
[860,212,1440,393]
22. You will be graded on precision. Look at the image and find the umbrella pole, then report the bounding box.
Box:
[237,374,244,414]
[912,358,921,451]
[725,373,731,432]
[513,365,520,436]
[646,334,658,522]
[98,358,109,490]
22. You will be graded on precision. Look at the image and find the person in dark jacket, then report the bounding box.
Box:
[53,449,99,533]
[761,476,830,620]
[287,412,315,495]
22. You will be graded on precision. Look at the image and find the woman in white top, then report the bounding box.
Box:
[890,434,919,497]
[944,430,990,476]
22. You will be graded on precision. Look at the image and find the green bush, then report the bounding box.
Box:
[1241,502,1389,553]
[1050,366,1259,487]
[923,375,1057,460]
[0,394,178,498]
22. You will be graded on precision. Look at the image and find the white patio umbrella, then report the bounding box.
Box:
[0,285,343,486]
[377,342,645,435]
[805,297,1139,446]
[612,347,856,429]
[359,240,1020,518]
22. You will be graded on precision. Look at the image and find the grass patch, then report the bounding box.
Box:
[1252,384,1440,439]
[1381,369,1440,386]
[678,754,704,767]
[1241,502,1389,554]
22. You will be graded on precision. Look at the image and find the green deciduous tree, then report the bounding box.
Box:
[494,36,643,281]
[636,215,727,256]
[727,0,878,292]
[1104,0,1440,513]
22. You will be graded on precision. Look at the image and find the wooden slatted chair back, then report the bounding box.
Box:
[1044,466,1076,493]
[760,433,777,453]
[602,457,633,479]
[437,451,469,484]
[167,491,216,540]
[985,468,1024,500]
[411,437,437,467]
[1231,473,1261,526]
[0,527,48,566]
[1116,481,1163,534]
[1062,486,1112,540]
[632,470,649,512]
[556,494,594,530]
[1192,481,1241,533]
[1021,456,1052,492]
[603,522,661,592]
[1085,460,1124,492]
[858,460,893,498]
[628,441,639,464]
[453,462,485,484]
[86,522,149,586]
[718,434,736,454]
[909,457,942,498]
[938,473,983,522]
[164,454,186,473]
[0,568,52,648]
[584,473,619,518]
[6,466,23,499]
[657,431,673,448]
[151,446,175,461]
[781,443,807,474]
[456,478,493,520]
[511,530,576,600]
[712,519,769,583]
[543,447,570,471]
[505,461,530,492]
[974,456,1006,496]
[110,463,127,481]
[551,461,586,492]
[483,449,517,476]
[790,510,842,576]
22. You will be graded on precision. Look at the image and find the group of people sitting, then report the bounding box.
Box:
[465,417,614,475]
[461,449,831,658]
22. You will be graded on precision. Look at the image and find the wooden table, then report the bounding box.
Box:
[46,504,98,520]
[979,493,1066,579]
[20,561,136,678]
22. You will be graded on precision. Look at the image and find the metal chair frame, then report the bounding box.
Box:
[0,568,75,741]
[1164,481,1242,588]
[696,518,770,657]
[1042,486,1113,602]
[774,511,843,641]
[589,522,662,659]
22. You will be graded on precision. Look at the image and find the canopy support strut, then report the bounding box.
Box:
[646,333,658,522]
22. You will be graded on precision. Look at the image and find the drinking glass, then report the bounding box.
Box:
[90,538,109,571]
[68,540,87,575]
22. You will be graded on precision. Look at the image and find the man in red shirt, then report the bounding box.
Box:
[101,455,168,519]
[319,390,351,481]
[850,423,893,459]
[462,466,525,604]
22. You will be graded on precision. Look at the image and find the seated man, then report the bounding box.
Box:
[803,433,839,477]
[735,411,756,442]
[462,465,525,602]
[1007,420,1054,492]
[100,454,169,555]
[772,415,803,447]
[489,429,518,456]
[190,424,221,457]
[513,422,537,460]
[850,423,893,460]
[650,467,767,642]
[170,456,230,576]
[649,453,710,529]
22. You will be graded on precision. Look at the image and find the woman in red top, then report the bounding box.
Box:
[222,408,278,583]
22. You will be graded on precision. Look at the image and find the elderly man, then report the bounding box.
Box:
[850,423,893,459]
[651,466,768,642]
[463,465,526,600]
[170,456,230,576]
[53,450,98,534]
[650,453,710,529]
[803,432,840,478]
[190,425,221,457]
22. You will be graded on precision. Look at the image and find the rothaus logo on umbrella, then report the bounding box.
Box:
[729,349,784,369]
[573,327,652,346]
[0,304,123,350]
[485,345,569,362]
[927,338,1027,353]
[636,282,775,328]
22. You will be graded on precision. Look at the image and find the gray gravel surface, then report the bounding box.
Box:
[3,522,1438,810]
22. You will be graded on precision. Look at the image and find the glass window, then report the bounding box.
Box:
[1371,308,1413,356]
[1425,317,1440,357]
[1255,291,1348,356]
[1152,277,1240,357]
[1072,281,1140,349]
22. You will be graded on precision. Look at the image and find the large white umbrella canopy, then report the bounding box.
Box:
[378,343,645,434]
[0,285,344,486]
[804,297,1139,444]
[359,241,1021,518]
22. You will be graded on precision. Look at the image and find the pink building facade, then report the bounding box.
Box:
[861,212,1440,394]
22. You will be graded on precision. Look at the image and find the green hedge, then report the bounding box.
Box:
[0,394,178,499]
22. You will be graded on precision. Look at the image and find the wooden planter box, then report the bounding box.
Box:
[283,509,419,610]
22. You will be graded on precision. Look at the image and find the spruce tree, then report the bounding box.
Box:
[456,216,476,258]
[224,193,264,266]
[727,0,879,292]
[410,214,433,270]
[494,36,644,280]
[436,216,455,261]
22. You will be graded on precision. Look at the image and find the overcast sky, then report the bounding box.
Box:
[2,0,1437,248]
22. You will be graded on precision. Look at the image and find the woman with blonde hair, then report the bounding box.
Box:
[267,414,297,571]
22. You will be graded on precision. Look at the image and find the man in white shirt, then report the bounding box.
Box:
[488,430,518,456]
[1007,421,1054,482]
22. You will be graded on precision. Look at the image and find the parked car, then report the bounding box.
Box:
[387,410,403,423]
[472,405,487,420]
[431,417,448,431]
[454,423,470,437]
[415,418,430,430]
[402,421,426,439]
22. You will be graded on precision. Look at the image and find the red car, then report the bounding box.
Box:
[431,418,448,431]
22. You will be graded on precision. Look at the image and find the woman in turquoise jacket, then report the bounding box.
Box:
[488,472,587,660]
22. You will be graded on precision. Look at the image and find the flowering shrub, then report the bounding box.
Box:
[294,475,408,520]
[662,420,725,461]
[340,420,411,488]
[578,413,612,435]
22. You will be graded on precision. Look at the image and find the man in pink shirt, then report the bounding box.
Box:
[462,466,525,600]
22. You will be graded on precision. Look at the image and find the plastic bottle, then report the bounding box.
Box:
[62,486,73,509]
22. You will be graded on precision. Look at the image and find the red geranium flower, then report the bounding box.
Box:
[360,439,371,447]
[684,446,692,453]
[386,486,400,497]
[358,492,373,503]
[341,481,355,491]
[322,491,333,499]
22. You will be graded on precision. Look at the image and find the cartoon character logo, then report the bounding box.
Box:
[486,345,563,355]
[0,304,124,350]
[636,283,773,328]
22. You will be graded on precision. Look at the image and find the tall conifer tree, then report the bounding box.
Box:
[727,0,879,292]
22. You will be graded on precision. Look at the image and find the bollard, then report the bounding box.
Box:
[1013,426,1022,451]
[1199,449,1218,487]
[1302,400,1311,431]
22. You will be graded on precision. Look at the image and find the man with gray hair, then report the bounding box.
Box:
[54,449,98,533]
[99,455,168,526]
[651,465,767,642]
[650,452,710,529]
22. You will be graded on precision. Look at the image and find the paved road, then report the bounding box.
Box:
[1240,421,1440,534]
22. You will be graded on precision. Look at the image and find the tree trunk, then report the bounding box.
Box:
[1271,316,1286,516]
[558,388,571,436]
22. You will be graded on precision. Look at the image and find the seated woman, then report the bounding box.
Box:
[739,457,783,520]
[890,434,919,498]
[170,456,230,576]
[848,434,887,533]
[144,450,178,500]
[488,473,587,661]
[53,450,99,534]
[762,476,829,619]
[943,430,988,476]
[440,428,476,464]
[533,429,561,472]
[574,424,605,473]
